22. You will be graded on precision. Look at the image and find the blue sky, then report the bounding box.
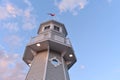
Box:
[0,0,120,80]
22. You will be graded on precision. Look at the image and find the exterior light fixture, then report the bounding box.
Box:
[36,43,40,47]
[69,54,73,57]
[28,64,31,67]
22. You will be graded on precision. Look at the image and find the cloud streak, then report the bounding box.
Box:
[0,2,22,19]
[3,22,19,32]
[55,0,88,15]
[0,0,36,31]
[0,6,9,19]
[0,46,27,80]
[6,3,22,18]
[107,0,112,4]
[4,35,23,48]
[55,0,112,15]
[80,64,85,70]
[22,0,36,30]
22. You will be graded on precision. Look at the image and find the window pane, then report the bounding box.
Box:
[54,26,59,31]
[44,26,50,30]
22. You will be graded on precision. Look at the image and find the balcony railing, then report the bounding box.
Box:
[28,33,71,47]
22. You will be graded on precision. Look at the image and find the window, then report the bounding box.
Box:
[49,57,61,67]
[44,26,50,30]
[51,59,58,65]
[54,26,60,31]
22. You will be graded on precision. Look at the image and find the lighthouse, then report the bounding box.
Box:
[23,20,76,80]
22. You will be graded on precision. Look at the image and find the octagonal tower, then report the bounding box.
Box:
[23,20,76,80]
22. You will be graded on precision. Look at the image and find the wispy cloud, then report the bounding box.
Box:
[23,0,32,7]
[22,22,35,30]
[0,0,36,31]
[0,46,27,80]
[0,2,22,19]
[22,0,36,30]
[0,6,9,19]
[3,22,19,32]
[80,64,85,70]
[4,35,23,48]
[107,0,112,4]
[55,0,112,15]
[55,0,88,15]
[6,3,22,18]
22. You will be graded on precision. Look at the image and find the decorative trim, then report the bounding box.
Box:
[62,56,67,80]
[43,45,49,80]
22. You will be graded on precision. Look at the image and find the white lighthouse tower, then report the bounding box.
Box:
[23,20,76,80]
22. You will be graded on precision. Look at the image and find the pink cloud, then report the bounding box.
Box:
[55,0,88,15]
[0,6,9,19]
[0,1,36,31]
[0,3,22,19]
[0,48,27,80]
[55,0,112,15]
